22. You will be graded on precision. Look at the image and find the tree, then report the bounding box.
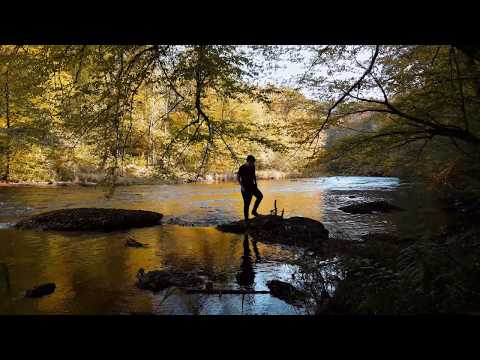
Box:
[0,45,55,182]
[297,45,480,183]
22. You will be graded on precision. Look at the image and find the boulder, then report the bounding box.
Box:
[25,283,56,298]
[339,201,403,214]
[135,268,204,292]
[217,215,329,248]
[266,280,306,305]
[15,208,163,231]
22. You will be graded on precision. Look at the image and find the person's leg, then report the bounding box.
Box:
[251,187,263,216]
[241,190,253,222]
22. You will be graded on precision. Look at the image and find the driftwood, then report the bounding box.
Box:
[270,200,278,216]
[268,200,284,218]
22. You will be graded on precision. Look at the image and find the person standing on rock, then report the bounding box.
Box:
[237,155,263,223]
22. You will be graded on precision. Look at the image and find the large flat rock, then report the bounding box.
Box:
[15,208,163,231]
[217,215,329,248]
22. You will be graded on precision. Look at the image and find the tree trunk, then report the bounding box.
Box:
[3,70,10,182]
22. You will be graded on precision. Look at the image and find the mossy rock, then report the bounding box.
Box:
[15,208,163,231]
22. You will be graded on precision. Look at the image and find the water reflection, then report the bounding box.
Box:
[236,234,256,289]
[0,177,449,314]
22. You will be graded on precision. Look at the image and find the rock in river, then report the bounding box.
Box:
[25,283,56,298]
[125,238,147,248]
[217,215,329,248]
[339,201,403,214]
[266,280,306,305]
[135,268,204,292]
[15,208,163,231]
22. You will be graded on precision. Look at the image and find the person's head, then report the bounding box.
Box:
[246,155,255,166]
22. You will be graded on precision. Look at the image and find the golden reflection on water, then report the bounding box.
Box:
[2,177,431,314]
[0,223,299,314]
[0,180,326,226]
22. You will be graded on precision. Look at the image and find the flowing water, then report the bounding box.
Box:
[0,177,448,315]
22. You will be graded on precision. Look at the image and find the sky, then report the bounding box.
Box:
[248,46,376,100]
[252,49,315,97]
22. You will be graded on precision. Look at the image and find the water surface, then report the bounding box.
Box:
[0,177,446,314]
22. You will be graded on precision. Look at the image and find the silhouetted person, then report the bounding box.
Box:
[237,155,263,223]
[236,233,255,289]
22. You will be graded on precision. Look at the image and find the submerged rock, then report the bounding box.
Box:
[266,280,305,305]
[339,201,403,214]
[164,217,195,226]
[125,238,147,248]
[15,208,163,231]
[217,215,329,248]
[25,283,56,298]
[135,268,204,292]
[360,232,414,244]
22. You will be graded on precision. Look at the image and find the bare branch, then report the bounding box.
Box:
[322,46,380,131]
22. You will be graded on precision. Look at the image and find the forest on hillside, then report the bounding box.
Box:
[1,45,478,192]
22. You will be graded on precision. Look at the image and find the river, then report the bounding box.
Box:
[0,176,448,314]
